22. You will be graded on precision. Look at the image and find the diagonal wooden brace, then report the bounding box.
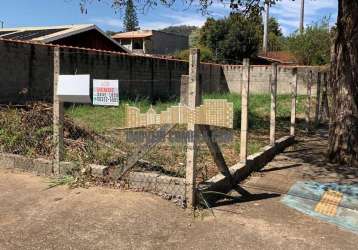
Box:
[113,124,176,180]
[199,124,250,197]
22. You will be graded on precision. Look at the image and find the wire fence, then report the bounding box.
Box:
[63,100,186,198]
[0,78,327,184]
[0,44,330,208]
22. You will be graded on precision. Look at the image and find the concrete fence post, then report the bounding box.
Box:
[320,72,330,121]
[305,70,313,132]
[315,71,322,127]
[290,68,298,137]
[185,48,201,208]
[180,75,189,105]
[53,46,64,175]
[270,63,278,145]
[240,58,250,163]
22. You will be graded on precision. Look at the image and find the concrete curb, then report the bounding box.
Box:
[0,153,81,176]
[0,153,186,197]
[199,136,295,203]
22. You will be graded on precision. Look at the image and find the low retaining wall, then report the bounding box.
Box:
[199,135,295,203]
[0,153,82,175]
[0,135,294,207]
[0,153,186,198]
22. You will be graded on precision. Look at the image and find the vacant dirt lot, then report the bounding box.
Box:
[0,165,357,250]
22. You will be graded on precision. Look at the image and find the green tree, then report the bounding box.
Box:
[174,46,213,62]
[286,18,331,65]
[199,13,261,63]
[266,17,285,51]
[189,29,201,47]
[268,17,283,37]
[123,0,139,32]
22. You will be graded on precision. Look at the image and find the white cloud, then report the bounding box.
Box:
[90,17,123,29]
[140,21,174,30]
[161,13,207,26]
[270,0,337,35]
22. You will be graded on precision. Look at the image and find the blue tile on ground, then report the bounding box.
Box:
[281,181,358,234]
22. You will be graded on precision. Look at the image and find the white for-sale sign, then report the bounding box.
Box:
[93,80,119,106]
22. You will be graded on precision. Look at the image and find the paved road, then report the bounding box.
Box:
[0,130,357,249]
[0,168,357,250]
[243,129,358,202]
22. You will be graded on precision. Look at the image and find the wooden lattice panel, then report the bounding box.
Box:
[124,100,234,129]
[314,190,343,216]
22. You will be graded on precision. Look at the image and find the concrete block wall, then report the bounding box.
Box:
[201,63,227,93]
[59,47,191,100]
[0,39,323,103]
[0,41,53,103]
[222,65,321,95]
[0,40,225,102]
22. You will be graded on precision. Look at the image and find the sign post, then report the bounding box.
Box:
[53,47,63,175]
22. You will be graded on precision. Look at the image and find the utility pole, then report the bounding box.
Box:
[0,20,4,29]
[262,2,269,54]
[300,0,305,33]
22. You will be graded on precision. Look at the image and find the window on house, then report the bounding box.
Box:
[121,39,131,45]
[132,39,143,49]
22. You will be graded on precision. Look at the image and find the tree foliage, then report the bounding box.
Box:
[160,25,198,36]
[189,29,201,47]
[199,12,261,63]
[174,46,213,62]
[268,17,283,37]
[286,18,331,65]
[123,0,139,31]
[196,10,284,63]
[266,17,285,51]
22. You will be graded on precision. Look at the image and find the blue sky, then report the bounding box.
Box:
[0,0,337,35]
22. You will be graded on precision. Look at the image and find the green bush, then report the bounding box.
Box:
[174,46,213,62]
[287,17,332,65]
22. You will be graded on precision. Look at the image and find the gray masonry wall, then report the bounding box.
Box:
[0,40,54,103]
[222,65,321,95]
[0,39,323,103]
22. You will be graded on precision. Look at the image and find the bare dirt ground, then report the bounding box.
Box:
[1,129,358,250]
